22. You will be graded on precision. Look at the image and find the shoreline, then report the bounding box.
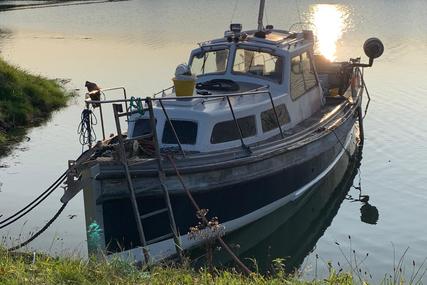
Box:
[0,247,354,284]
[0,56,72,156]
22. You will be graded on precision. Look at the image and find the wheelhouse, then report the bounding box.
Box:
[128,27,323,153]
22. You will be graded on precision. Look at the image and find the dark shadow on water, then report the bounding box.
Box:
[190,145,377,273]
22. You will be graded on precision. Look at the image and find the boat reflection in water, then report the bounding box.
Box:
[195,141,378,273]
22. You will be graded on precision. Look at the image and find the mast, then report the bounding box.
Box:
[257,0,265,31]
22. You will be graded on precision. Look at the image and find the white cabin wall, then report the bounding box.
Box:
[286,87,322,127]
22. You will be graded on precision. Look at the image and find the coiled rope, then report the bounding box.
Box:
[77,109,97,150]
[129,96,145,115]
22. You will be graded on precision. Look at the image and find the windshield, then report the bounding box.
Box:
[191,49,229,76]
[233,48,283,83]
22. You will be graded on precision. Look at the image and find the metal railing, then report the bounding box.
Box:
[87,87,128,140]
[85,85,285,157]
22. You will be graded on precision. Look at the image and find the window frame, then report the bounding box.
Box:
[261,104,291,133]
[189,47,230,77]
[210,115,257,144]
[231,47,284,84]
[161,120,198,145]
[289,51,318,101]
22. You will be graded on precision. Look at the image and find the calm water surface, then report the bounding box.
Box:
[0,0,427,281]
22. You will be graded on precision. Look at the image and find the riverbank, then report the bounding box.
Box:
[0,57,71,155]
[0,248,352,285]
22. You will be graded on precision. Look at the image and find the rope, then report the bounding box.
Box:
[0,171,67,229]
[361,72,371,119]
[7,203,68,251]
[77,109,97,150]
[331,128,352,159]
[0,149,90,229]
[129,96,145,115]
[165,155,252,275]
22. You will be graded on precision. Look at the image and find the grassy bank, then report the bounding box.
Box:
[0,57,70,153]
[0,249,353,285]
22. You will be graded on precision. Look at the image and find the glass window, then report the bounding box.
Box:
[261,104,290,132]
[233,49,283,82]
[162,120,198,145]
[290,52,318,100]
[132,119,152,137]
[301,52,317,90]
[211,116,256,144]
[191,49,229,76]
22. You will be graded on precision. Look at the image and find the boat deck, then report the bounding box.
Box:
[85,92,352,172]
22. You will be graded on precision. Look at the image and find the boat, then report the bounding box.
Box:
[62,0,384,265]
[187,144,364,271]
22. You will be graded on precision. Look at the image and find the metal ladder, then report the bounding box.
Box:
[112,102,182,264]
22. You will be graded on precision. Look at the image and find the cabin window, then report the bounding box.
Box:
[211,116,256,144]
[132,119,152,137]
[301,52,317,90]
[191,49,229,76]
[162,120,198,145]
[232,49,283,83]
[290,52,318,100]
[261,104,290,132]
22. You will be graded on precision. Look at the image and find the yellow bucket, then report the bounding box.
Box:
[173,78,195,97]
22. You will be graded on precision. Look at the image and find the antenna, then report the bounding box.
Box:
[295,0,303,26]
[257,0,265,31]
[230,0,239,24]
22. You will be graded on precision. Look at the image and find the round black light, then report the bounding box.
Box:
[363,38,384,59]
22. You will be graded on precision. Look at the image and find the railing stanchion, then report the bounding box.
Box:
[225,96,250,152]
[98,103,106,140]
[158,99,186,158]
[267,91,284,139]
[123,88,129,121]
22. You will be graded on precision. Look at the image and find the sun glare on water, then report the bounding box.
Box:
[311,4,348,61]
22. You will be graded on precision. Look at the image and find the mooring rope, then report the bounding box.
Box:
[0,171,67,229]
[7,202,68,251]
[361,73,371,119]
[0,148,91,230]
[165,155,252,275]
[331,128,352,159]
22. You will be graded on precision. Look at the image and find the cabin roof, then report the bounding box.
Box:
[199,29,312,52]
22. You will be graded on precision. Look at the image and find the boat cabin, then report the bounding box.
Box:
[128,26,323,153]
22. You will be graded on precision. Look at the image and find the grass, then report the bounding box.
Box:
[0,56,71,153]
[0,248,354,285]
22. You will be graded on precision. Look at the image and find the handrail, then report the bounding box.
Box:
[153,86,174,98]
[86,85,275,156]
[267,90,284,138]
[225,96,250,153]
[85,86,270,105]
[87,86,128,140]
[99,86,128,111]
[158,100,186,157]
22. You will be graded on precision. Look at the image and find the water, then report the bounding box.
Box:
[0,0,426,281]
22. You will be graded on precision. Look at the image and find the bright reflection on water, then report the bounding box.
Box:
[310,4,349,61]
